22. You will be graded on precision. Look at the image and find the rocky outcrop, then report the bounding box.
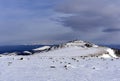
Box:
[112,48,120,57]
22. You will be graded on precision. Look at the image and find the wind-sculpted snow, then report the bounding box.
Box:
[106,48,118,58]
[33,46,51,52]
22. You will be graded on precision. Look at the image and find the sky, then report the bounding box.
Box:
[0,0,120,45]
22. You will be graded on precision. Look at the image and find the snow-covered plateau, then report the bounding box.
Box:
[0,40,120,81]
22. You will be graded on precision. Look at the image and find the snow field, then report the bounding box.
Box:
[0,55,120,81]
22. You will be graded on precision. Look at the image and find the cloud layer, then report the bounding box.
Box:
[0,0,68,45]
[0,0,120,45]
[54,0,120,44]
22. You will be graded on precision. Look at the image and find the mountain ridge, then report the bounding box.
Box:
[1,40,120,58]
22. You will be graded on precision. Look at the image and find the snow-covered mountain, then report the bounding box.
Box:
[57,40,98,48]
[31,40,118,58]
[0,40,119,59]
[0,40,120,81]
[2,40,119,58]
[32,40,99,53]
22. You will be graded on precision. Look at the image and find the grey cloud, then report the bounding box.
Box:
[52,0,120,44]
[55,0,120,32]
[60,13,115,32]
[56,0,120,15]
[1,0,120,45]
[103,28,120,32]
[0,0,63,45]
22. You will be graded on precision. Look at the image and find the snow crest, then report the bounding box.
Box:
[62,40,98,48]
[1,40,119,59]
[33,46,51,51]
[106,48,118,58]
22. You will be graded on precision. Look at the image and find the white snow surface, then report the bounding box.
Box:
[106,48,118,58]
[33,46,50,51]
[0,55,120,81]
[23,51,32,54]
[62,40,98,48]
[35,47,106,56]
[99,48,118,59]
[0,40,119,81]
[99,54,111,58]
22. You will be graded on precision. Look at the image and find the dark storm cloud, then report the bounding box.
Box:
[103,28,120,32]
[55,0,120,32]
[60,13,115,32]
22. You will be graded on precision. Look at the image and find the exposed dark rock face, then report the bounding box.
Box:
[113,49,120,57]
[17,51,33,55]
[50,66,56,68]
[84,43,93,47]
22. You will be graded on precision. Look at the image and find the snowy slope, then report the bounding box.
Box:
[0,40,120,81]
[0,55,120,81]
[33,40,118,58]
[35,47,105,56]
